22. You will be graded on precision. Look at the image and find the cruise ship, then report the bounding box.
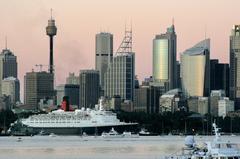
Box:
[9,98,138,135]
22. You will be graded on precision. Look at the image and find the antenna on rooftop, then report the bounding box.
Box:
[172,17,175,26]
[5,36,7,49]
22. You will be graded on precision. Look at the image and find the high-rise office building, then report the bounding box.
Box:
[56,84,80,107]
[2,77,20,105]
[105,53,135,101]
[24,71,54,109]
[105,28,135,101]
[0,49,18,95]
[180,39,210,97]
[152,24,177,91]
[79,70,100,108]
[210,59,229,97]
[95,32,113,90]
[230,25,240,109]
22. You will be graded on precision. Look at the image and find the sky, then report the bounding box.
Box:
[0,0,240,99]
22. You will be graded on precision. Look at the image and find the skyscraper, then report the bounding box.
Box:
[79,70,100,108]
[104,28,135,101]
[152,24,177,91]
[95,32,113,90]
[0,49,18,96]
[105,53,135,101]
[210,59,229,97]
[24,71,54,109]
[180,39,210,97]
[230,25,240,108]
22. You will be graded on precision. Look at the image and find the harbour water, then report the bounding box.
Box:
[0,135,239,159]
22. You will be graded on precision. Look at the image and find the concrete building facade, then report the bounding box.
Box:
[0,49,17,96]
[2,77,20,105]
[24,71,54,109]
[104,53,135,101]
[79,70,100,108]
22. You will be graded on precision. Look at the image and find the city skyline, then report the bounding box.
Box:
[1,0,240,91]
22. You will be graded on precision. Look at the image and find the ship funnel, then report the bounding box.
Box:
[61,96,70,111]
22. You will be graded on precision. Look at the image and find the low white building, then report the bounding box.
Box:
[218,97,234,118]
[198,97,209,115]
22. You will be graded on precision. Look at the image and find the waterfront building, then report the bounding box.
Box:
[218,97,234,118]
[230,25,240,108]
[134,86,149,112]
[187,96,209,115]
[153,24,177,91]
[159,89,182,113]
[180,39,210,97]
[148,84,166,114]
[79,70,100,108]
[121,100,133,112]
[95,32,113,90]
[24,71,54,109]
[210,90,226,116]
[198,97,209,115]
[187,97,199,113]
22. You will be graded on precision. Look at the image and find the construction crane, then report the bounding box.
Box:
[35,64,49,72]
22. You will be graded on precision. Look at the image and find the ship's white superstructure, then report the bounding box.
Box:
[21,108,133,128]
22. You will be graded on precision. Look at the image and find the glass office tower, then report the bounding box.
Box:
[181,39,210,97]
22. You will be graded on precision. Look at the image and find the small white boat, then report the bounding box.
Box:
[122,131,139,138]
[101,128,123,138]
[49,133,57,137]
[139,128,150,136]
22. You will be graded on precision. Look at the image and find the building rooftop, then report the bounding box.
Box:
[3,76,18,81]
[1,49,14,56]
[182,39,210,56]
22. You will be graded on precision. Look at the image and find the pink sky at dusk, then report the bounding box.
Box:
[1,0,240,99]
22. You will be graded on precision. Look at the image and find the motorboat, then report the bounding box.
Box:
[101,128,123,138]
[165,122,240,159]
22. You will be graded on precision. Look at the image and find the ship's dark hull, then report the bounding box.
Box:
[11,124,138,136]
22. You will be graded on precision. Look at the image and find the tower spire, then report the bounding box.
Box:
[5,36,7,49]
[172,17,174,26]
[50,8,53,20]
[46,9,57,74]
